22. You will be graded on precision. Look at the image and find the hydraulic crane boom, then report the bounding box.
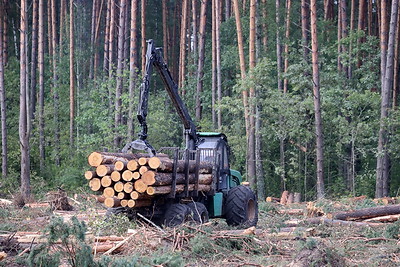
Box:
[123,39,198,155]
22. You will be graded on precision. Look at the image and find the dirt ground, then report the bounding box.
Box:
[1,194,400,266]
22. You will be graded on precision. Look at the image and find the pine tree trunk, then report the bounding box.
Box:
[1,0,7,65]
[89,0,97,79]
[51,0,60,166]
[357,0,366,67]
[38,0,45,172]
[211,0,216,128]
[93,0,103,79]
[162,0,169,63]
[393,4,400,108]
[191,0,198,59]
[261,0,268,50]
[301,0,309,61]
[368,0,373,36]
[179,0,188,90]
[59,0,66,56]
[216,0,222,129]
[0,2,7,179]
[376,0,399,198]
[283,0,291,93]
[30,0,38,123]
[225,0,231,20]
[141,0,146,74]
[103,0,111,73]
[47,0,52,57]
[115,0,126,149]
[324,0,334,20]
[128,0,138,139]
[20,0,30,200]
[310,0,325,199]
[108,0,116,77]
[195,0,207,121]
[70,0,75,148]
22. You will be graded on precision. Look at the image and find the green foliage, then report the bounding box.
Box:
[27,216,94,267]
[88,213,135,236]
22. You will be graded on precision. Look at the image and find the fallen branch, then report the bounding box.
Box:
[363,214,400,223]
[103,230,138,255]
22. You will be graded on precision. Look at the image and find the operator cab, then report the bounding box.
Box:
[197,132,237,191]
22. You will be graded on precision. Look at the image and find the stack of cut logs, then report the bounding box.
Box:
[85,152,213,208]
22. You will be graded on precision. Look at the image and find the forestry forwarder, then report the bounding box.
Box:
[120,39,258,227]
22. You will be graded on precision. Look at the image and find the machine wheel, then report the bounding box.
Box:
[187,202,209,224]
[163,203,190,227]
[225,185,258,227]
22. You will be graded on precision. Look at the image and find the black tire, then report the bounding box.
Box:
[187,202,209,224]
[163,203,190,227]
[225,185,258,227]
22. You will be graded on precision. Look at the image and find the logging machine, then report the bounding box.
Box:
[119,39,258,227]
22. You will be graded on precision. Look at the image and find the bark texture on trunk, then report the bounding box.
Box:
[310,0,325,199]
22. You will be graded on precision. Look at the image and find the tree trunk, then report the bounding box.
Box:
[108,0,116,77]
[179,0,188,91]
[357,0,366,67]
[114,0,126,149]
[334,204,400,221]
[195,0,207,121]
[211,0,217,128]
[0,2,7,179]
[216,0,222,129]
[20,0,30,200]
[261,0,268,50]
[103,0,111,73]
[59,0,66,56]
[301,0,309,61]
[255,107,265,200]
[51,0,60,166]
[141,0,146,74]
[69,0,75,148]
[128,0,138,139]
[47,0,52,57]
[89,0,97,79]
[376,0,399,198]
[30,0,38,124]
[38,0,45,172]
[310,0,325,199]
[283,0,291,93]
[393,4,400,108]
[162,0,169,63]
[324,0,334,20]
[1,0,7,65]
[191,0,198,60]
[93,0,103,79]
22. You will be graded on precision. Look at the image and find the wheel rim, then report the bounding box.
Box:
[247,199,256,221]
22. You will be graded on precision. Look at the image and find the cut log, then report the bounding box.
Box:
[114,182,124,192]
[104,197,121,208]
[364,214,400,223]
[92,243,123,253]
[88,152,137,167]
[294,192,302,203]
[280,191,289,205]
[139,166,148,174]
[266,197,280,203]
[89,178,102,191]
[148,156,162,169]
[287,193,294,204]
[134,179,148,193]
[130,191,151,200]
[117,192,128,199]
[141,171,156,185]
[127,199,135,208]
[85,171,97,180]
[122,170,133,181]
[146,173,213,186]
[101,176,112,187]
[127,160,138,171]
[123,182,134,193]
[138,157,148,166]
[334,204,400,221]
[278,209,305,216]
[103,187,115,198]
[305,217,382,227]
[132,172,141,180]
[120,199,128,207]
[114,160,127,171]
[146,184,211,195]
[111,171,121,182]
[148,157,213,173]
[96,165,115,177]
[94,236,125,242]
[96,195,106,203]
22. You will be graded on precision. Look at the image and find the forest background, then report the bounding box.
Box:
[0,0,399,202]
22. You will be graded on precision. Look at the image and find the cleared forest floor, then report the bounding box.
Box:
[0,194,400,266]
